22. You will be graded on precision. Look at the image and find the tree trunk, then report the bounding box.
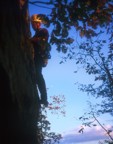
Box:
[0,1,40,144]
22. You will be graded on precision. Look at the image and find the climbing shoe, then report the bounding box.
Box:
[40,99,48,107]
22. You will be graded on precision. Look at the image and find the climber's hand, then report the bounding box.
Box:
[42,59,48,67]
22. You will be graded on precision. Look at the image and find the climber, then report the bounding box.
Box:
[30,14,51,107]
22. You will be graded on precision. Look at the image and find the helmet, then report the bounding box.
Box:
[31,14,42,23]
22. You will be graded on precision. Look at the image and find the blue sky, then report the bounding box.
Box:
[43,48,113,144]
[29,1,113,143]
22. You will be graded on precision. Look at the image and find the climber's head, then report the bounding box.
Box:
[31,14,42,30]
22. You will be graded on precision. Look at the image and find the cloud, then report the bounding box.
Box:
[59,125,113,144]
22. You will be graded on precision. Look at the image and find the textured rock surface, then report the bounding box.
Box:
[0,1,40,144]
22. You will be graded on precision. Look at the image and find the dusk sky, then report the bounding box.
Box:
[29,1,113,143]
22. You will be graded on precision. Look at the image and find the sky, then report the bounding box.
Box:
[29,1,113,144]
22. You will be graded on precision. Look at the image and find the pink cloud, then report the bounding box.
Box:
[59,125,113,144]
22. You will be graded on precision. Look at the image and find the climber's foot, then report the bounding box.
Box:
[40,99,48,107]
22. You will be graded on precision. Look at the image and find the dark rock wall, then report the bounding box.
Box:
[0,1,40,144]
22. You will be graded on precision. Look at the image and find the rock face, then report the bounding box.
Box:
[0,1,40,144]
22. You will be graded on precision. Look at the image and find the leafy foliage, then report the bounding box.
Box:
[78,101,113,144]
[72,35,113,115]
[36,95,66,143]
[48,95,66,116]
[29,0,113,52]
[37,106,62,144]
[69,0,113,36]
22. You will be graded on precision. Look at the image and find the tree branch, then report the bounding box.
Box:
[29,0,53,5]
[29,0,53,9]
[93,114,113,141]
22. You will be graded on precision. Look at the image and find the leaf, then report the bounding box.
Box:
[66,37,74,44]
[76,61,79,64]
[79,117,83,120]
[80,30,85,37]
[78,127,84,133]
